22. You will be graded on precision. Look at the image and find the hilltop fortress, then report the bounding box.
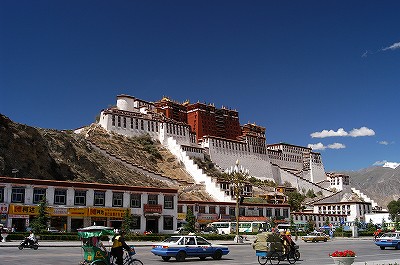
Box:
[97,95,333,202]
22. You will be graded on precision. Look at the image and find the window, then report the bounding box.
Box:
[94,191,105,206]
[187,205,194,213]
[164,195,173,209]
[209,206,216,214]
[113,192,124,207]
[130,193,141,208]
[266,208,272,217]
[199,206,206,213]
[132,215,141,229]
[74,190,86,206]
[148,194,158,205]
[274,208,281,217]
[0,187,4,203]
[219,206,226,215]
[163,216,173,230]
[11,187,25,203]
[54,189,67,205]
[283,209,289,218]
[229,207,235,216]
[33,188,46,204]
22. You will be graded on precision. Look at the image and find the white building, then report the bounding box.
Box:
[0,176,178,234]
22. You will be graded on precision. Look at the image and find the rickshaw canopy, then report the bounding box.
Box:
[77,225,115,238]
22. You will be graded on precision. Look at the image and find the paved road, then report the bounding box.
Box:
[1,238,400,264]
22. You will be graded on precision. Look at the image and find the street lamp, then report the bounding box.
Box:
[225,160,249,243]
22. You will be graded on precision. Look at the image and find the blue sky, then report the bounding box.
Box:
[1,1,399,171]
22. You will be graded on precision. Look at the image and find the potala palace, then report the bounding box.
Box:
[96,94,386,225]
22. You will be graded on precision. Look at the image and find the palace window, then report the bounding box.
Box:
[54,189,67,205]
[274,208,281,217]
[140,120,144,130]
[135,119,139,129]
[130,193,141,208]
[283,209,289,218]
[11,187,25,203]
[147,194,158,205]
[163,216,173,230]
[123,117,126,128]
[117,116,121,127]
[112,192,124,207]
[130,118,134,129]
[132,215,141,229]
[0,187,3,203]
[164,195,174,209]
[112,115,116,126]
[74,190,86,206]
[94,191,105,206]
[209,206,216,214]
[33,188,46,204]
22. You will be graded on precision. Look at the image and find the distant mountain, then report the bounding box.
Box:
[341,166,400,209]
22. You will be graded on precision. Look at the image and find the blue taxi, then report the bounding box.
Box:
[151,235,229,261]
[375,232,400,250]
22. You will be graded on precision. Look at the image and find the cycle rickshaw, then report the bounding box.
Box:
[253,231,300,265]
[78,226,143,265]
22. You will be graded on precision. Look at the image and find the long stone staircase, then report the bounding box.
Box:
[165,137,234,202]
[351,187,381,209]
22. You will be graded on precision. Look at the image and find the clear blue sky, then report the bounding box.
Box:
[1,1,399,171]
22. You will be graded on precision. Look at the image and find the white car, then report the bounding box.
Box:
[151,235,230,261]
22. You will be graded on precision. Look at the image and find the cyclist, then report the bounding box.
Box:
[111,230,131,265]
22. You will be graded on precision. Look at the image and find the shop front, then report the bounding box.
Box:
[87,207,127,228]
[8,204,37,232]
[144,204,162,233]
[0,204,8,228]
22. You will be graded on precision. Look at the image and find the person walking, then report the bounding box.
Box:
[111,230,131,265]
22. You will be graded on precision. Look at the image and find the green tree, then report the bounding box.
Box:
[184,208,196,233]
[287,191,306,212]
[366,219,375,232]
[121,209,133,236]
[306,189,316,198]
[306,218,315,233]
[30,197,50,234]
[323,218,330,227]
[381,217,387,231]
[387,200,400,221]
[354,217,360,228]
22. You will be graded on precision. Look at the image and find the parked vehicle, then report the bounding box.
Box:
[301,231,330,242]
[151,235,229,262]
[374,231,400,250]
[18,237,39,250]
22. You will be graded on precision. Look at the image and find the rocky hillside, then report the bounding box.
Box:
[0,114,213,201]
[343,166,400,209]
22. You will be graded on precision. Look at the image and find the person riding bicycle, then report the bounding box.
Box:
[111,230,131,265]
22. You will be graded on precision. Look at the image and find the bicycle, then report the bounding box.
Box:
[109,249,143,265]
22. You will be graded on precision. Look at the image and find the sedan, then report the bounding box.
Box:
[301,231,330,242]
[151,235,230,262]
[374,232,400,250]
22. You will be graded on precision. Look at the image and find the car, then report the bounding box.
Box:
[301,231,330,242]
[47,227,61,233]
[151,235,230,262]
[374,232,400,250]
[173,227,190,235]
[201,226,218,234]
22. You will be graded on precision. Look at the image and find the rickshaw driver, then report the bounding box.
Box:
[111,230,131,265]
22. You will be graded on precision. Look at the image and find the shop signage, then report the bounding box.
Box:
[0,204,8,214]
[88,208,126,218]
[8,214,29,218]
[197,213,218,223]
[177,213,186,220]
[51,207,68,216]
[144,204,162,214]
[68,208,86,217]
[9,204,38,215]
